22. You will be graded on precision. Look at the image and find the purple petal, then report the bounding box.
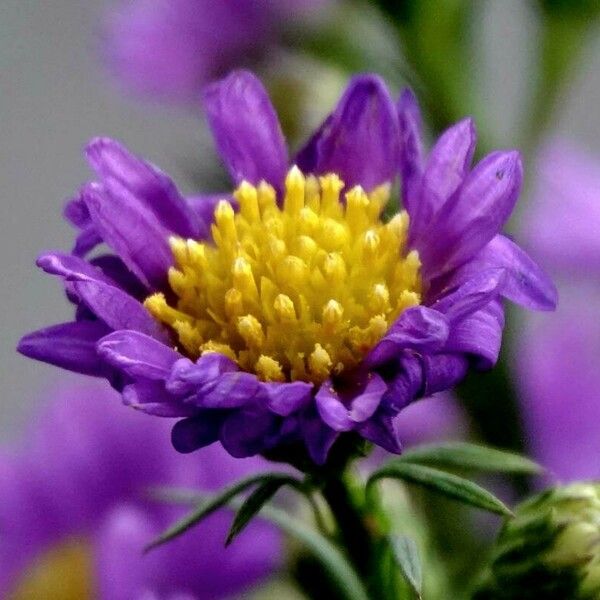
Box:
[349,374,388,423]
[296,74,399,191]
[431,268,506,323]
[166,354,238,396]
[481,235,557,310]
[97,330,180,380]
[409,118,476,243]
[172,413,225,453]
[220,408,279,458]
[64,195,91,228]
[302,412,339,466]
[82,182,173,290]
[89,255,148,299]
[86,137,200,238]
[420,151,523,278]
[37,252,114,285]
[203,70,288,187]
[123,381,196,417]
[421,354,469,396]
[72,279,168,341]
[381,356,424,413]
[358,413,402,454]
[444,300,505,369]
[366,306,449,367]
[18,321,110,376]
[73,224,103,257]
[397,88,425,214]
[197,371,260,409]
[315,382,353,431]
[263,381,313,417]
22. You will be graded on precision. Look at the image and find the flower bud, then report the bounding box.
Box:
[475,483,600,599]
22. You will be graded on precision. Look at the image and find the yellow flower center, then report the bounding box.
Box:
[9,540,93,600]
[145,167,422,384]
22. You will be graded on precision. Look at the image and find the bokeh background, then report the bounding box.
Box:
[2,0,600,440]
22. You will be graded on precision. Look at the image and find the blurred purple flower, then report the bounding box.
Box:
[19,71,555,466]
[516,140,600,482]
[104,0,327,103]
[0,377,281,598]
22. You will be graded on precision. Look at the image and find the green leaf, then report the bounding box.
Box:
[399,442,543,475]
[226,478,293,546]
[390,535,422,599]
[145,472,301,552]
[368,462,513,517]
[149,487,369,600]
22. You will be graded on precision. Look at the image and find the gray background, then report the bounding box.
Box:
[1,1,599,436]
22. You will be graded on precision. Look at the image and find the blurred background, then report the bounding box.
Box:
[1,0,600,441]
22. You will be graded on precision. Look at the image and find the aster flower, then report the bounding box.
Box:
[516,140,600,482]
[0,377,280,599]
[19,70,556,467]
[104,0,328,103]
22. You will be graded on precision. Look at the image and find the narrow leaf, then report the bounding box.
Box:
[399,442,543,474]
[149,487,369,600]
[390,535,422,599]
[368,462,513,516]
[226,478,291,546]
[145,472,301,552]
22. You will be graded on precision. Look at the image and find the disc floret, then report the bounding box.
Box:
[145,167,422,383]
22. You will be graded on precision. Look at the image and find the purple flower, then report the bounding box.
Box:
[515,140,600,482]
[19,71,556,466]
[0,376,281,599]
[104,0,327,103]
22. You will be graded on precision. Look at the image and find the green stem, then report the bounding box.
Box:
[321,475,375,579]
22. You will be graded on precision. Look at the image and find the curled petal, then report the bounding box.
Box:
[296,74,399,190]
[431,268,506,323]
[481,235,557,310]
[166,354,238,396]
[196,372,260,409]
[263,381,313,417]
[123,381,196,417]
[315,374,387,432]
[445,300,505,369]
[203,70,288,187]
[18,321,110,376]
[421,354,469,396]
[366,306,449,367]
[98,330,180,380]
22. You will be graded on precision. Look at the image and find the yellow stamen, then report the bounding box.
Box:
[145,167,422,383]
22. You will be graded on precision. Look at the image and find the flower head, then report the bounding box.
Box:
[104,0,327,103]
[475,483,600,600]
[19,71,556,465]
[0,377,280,598]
